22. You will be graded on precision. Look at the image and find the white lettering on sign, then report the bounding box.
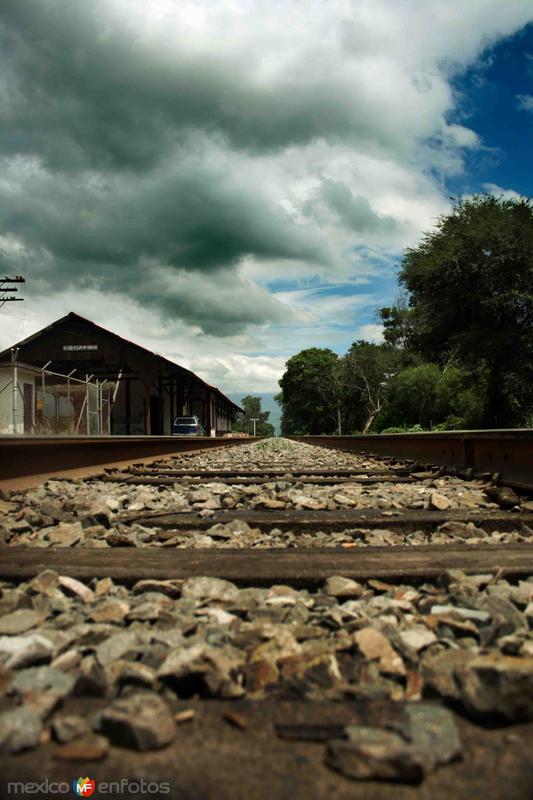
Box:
[62,345,98,351]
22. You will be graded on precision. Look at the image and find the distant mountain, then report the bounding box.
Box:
[229,392,282,434]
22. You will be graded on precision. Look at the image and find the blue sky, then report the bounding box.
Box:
[448,23,533,197]
[1,2,532,397]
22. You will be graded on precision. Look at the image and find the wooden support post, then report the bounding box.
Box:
[125,377,131,435]
[158,375,163,435]
[169,377,175,432]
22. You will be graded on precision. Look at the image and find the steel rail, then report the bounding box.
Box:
[0,435,260,483]
[288,429,533,491]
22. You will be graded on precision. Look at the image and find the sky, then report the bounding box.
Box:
[1,0,532,398]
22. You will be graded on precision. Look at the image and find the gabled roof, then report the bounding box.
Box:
[0,312,242,413]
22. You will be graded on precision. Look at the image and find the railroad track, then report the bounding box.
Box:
[0,436,532,798]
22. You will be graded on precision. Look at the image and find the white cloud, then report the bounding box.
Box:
[355,324,385,343]
[482,182,523,200]
[517,94,533,112]
[190,354,287,394]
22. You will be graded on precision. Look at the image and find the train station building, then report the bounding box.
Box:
[0,312,241,436]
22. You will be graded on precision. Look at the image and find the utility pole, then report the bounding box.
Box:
[250,418,259,437]
[0,276,25,310]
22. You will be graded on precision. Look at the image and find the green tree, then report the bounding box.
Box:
[398,194,533,426]
[379,294,418,353]
[378,363,441,429]
[434,366,485,429]
[232,395,274,437]
[378,363,487,431]
[342,341,404,433]
[277,348,342,434]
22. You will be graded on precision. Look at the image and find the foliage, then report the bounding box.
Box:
[398,194,533,426]
[277,348,341,435]
[342,341,404,433]
[380,424,423,433]
[376,363,484,430]
[378,294,417,353]
[376,363,440,429]
[232,395,275,437]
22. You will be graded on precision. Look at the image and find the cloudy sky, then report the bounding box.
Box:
[1,1,532,395]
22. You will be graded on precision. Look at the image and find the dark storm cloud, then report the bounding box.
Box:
[0,0,402,173]
[319,179,399,234]
[0,153,322,333]
[0,156,322,271]
[0,0,336,332]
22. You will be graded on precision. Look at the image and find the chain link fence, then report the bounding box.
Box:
[0,362,114,435]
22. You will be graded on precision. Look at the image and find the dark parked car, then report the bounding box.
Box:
[172,415,205,436]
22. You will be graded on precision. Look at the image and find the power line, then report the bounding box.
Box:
[0,276,25,310]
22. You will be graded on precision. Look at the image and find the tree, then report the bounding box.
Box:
[379,293,418,353]
[398,195,533,426]
[434,366,485,428]
[277,348,342,434]
[378,363,441,429]
[342,341,404,433]
[232,395,274,437]
[378,363,487,431]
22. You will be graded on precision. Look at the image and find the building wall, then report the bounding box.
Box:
[0,366,38,434]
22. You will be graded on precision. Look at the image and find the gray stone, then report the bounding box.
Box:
[110,660,156,689]
[354,628,405,676]
[421,649,476,701]
[73,655,108,696]
[90,601,130,624]
[398,626,437,653]
[0,609,44,635]
[437,521,487,539]
[406,704,461,767]
[479,595,527,635]
[325,576,364,598]
[132,579,182,598]
[0,706,42,753]
[52,714,90,743]
[225,519,252,535]
[430,492,451,510]
[157,641,244,698]
[22,689,63,719]
[510,581,533,607]
[99,692,176,750]
[94,577,116,596]
[455,653,533,721]
[0,633,54,669]
[181,576,239,603]
[28,570,60,596]
[206,523,234,539]
[127,602,164,622]
[446,570,493,595]
[7,519,33,534]
[7,666,76,698]
[58,576,95,603]
[326,728,426,783]
[51,649,82,672]
[96,631,140,667]
[430,605,490,622]
[520,640,533,657]
[38,498,72,521]
[47,522,83,546]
